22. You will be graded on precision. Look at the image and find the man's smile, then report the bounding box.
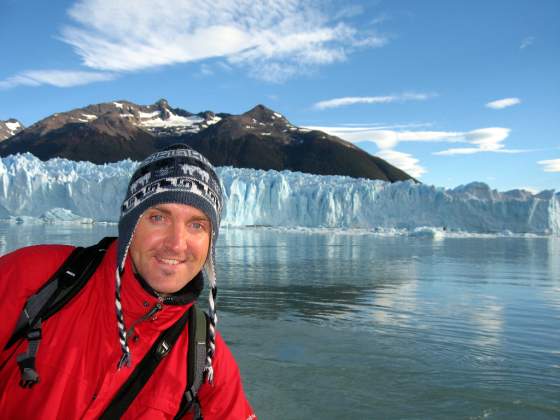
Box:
[155,256,185,266]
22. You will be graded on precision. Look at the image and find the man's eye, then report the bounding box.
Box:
[150,214,165,223]
[190,221,208,231]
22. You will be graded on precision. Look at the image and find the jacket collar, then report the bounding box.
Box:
[103,241,200,328]
[134,271,203,306]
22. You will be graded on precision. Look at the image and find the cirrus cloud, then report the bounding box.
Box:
[60,0,388,82]
[313,92,434,110]
[485,97,521,110]
[432,128,532,155]
[537,159,560,172]
[305,124,516,154]
[520,36,535,49]
[0,69,116,89]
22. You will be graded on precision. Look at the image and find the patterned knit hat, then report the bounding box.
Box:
[116,144,223,381]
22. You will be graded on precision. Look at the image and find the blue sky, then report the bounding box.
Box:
[1,0,559,192]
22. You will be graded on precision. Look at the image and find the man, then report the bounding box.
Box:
[0,145,256,419]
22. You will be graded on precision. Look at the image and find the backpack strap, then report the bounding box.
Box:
[100,305,193,419]
[101,304,209,419]
[175,305,208,420]
[6,236,116,388]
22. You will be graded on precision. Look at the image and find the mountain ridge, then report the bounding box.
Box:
[0,99,414,182]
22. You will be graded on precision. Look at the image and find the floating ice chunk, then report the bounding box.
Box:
[40,208,94,224]
[409,226,445,239]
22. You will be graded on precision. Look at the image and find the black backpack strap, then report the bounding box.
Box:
[100,305,193,419]
[6,236,116,388]
[7,236,116,349]
[175,305,209,420]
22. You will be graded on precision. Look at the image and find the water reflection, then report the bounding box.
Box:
[545,237,560,310]
[1,224,559,418]
[217,228,426,325]
[0,221,117,255]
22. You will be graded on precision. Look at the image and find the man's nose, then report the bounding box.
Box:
[165,222,188,252]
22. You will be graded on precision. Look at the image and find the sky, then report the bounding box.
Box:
[1,0,559,192]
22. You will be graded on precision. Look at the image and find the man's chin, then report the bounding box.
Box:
[149,271,192,294]
[151,283,180,296]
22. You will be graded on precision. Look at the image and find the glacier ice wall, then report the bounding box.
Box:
[221,167,559,234]
[0,154,134,221]
[0,153,558,235]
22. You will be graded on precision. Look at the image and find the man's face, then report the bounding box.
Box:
[129,203,211,295]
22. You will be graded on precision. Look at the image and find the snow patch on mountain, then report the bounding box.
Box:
[139,113,203,128]
[130,103,221,136]
[5,121,21,132]
[0,120,25,141]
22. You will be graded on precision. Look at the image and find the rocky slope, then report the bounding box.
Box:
[0,100,414,182]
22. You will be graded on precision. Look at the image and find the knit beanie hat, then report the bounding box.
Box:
[116,144,223,381]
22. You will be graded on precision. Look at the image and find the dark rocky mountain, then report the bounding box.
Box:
[0,119,24,141]
[0,100,414,182]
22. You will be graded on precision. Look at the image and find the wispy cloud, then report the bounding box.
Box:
[538,159,560,172]
[307,124,529,157]
[333,4,365,20]
[520,36,535,49]
[196,63,214,77]
[307,124,464,150]
[485,97,521,109]
[434,128,523,155]
[306,124,529,176]
[60,0,387,82]
[375,149,426,178]
[313,92,434,110]
[0,69,116,89]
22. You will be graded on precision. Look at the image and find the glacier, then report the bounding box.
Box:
[0,153,558,235]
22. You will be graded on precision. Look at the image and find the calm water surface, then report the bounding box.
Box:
[1,222,558,419]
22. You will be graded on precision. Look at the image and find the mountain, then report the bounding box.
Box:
[0,100,414,182]
[0,119,24,141]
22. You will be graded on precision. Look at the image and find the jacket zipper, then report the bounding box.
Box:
[126,302,163,343]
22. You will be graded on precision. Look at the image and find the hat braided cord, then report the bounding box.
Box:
[115,267,131,368]
[205,284,218,383]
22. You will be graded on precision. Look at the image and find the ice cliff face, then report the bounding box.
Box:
[0,154,134,221]
[0,154,558,235]
[221,169,558,234]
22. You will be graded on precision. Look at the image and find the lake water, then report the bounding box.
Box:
[1,222,558,419]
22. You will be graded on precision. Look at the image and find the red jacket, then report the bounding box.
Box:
[0,241,256,419]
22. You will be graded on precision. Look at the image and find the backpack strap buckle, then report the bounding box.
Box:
[16,321,43,388]
[184,388,195,404]
[17,358,40,388]
[156,340,171,359]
